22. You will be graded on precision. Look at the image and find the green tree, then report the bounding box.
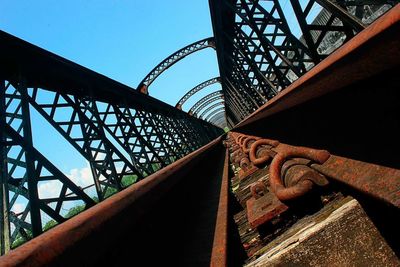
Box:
[43,220,58,231]
[121,175,138,187]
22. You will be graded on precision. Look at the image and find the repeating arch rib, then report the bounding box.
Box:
[175,77,221,109]
[214,117,227,128]
[188,90,224,115]
[210,111,226,124]
[193,95,224,117]
[214,115,226,124]
[137,37,216,94]
[205,107,226,122]
[192,95,224,117]
[199,102,225,119]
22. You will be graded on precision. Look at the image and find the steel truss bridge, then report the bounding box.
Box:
[0,1,399,266]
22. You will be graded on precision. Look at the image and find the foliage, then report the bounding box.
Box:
[121,175,138,187]
[11,175,140,249]
[43,220,58,231]
[65,204,86,218]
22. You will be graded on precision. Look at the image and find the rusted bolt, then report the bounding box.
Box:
[249,139,280,166]
[250,181,267,199]
[240,157,250,171]
[269,145,330,201]
[284,165,329,188]
[229,144,240,152]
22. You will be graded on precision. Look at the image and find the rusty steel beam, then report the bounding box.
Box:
[228,6,400,208]
[0,136,224,266]
[210,148,229,267]
[235,5,400,129]
[312,156,400,208]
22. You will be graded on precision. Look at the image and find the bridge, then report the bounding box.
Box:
[0,1,399,266]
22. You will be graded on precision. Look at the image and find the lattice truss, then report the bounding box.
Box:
[138,37,216,93]
[190,91,224,117]
[0,78,221,253]
[215,0,396,124]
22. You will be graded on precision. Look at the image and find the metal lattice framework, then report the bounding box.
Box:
[175,77,221,110]
[199,102,225,120]
[188,90,224,115]
[206,107,225,121]
[0,0,397,257]
[209,0,396,125]
[209,111,226,124]
[0,31,223,253]
[206,107,227,128]
[193,95,224,117]
[137,37,216,94]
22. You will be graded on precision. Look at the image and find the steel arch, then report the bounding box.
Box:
[175,77,221,109]
[192,95,224,117]
[213,120,226,128]
[209,110,225,122]
[214,115,225,123]
[205,107,225,122]
[213,117,226,127]
[0,31,224,252]
[188,90,224,114]
[210,112,225,124]
[138,37,216,94]
[199,102,225,119]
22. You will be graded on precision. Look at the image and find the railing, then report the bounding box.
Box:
[0,30,223,254]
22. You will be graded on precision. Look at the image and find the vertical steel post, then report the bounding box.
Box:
[0,79,10,254]
[19,81,42,237]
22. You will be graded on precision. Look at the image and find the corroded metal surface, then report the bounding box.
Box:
[210,148,229,267]
[313,155,400,208]
[0,137,223,266]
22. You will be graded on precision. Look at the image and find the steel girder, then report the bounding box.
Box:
[0,31,223,253]
[214,117,227,128]
[226,116,234,129]
[209,0,396,125]
[175,77,221,109]
[204,107,226,122]
[188,90,224,115]
[209,111,226,124]
[199,102,225,119]
[193,95,224,117]
[211,115,227,128]
[137,37,216,94]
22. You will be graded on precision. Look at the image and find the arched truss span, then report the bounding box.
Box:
[189,90,224,115]
[205,107,225,122]
[209,110,226,122]
[214,116,226,124]
[210,112,225,124]
[199,102,225,119]
[193,95,224,117]
[138,37,216,94]
[175,77,221,109]
[214,118,227,128]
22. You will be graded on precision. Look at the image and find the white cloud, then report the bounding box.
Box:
[38,180,62,199]
[66,163,94,188]
[36,163,94,200]
[11,203,25,214]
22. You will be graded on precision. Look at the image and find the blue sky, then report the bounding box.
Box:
[0,1,322,225]
[1,0,220,169]
[0,0,321,182]
[0,0,220,107]
[0,1,223,223]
